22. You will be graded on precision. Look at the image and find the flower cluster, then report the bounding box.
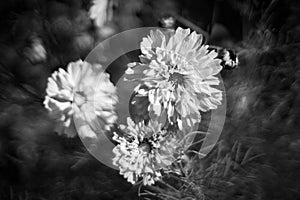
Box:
[44,27,223,186]
[112,28,223,185]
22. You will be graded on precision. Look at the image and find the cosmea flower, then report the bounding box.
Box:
[112,117,179,185]
[125,27,223,132]
[44,60,118,138]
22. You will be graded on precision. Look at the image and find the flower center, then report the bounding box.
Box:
[139,142,151,153]
[168,72,185,86]
[73,91,87,107]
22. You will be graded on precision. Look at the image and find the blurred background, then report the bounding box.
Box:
[0,0,300,199]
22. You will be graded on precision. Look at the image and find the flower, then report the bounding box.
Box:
[44,60,118,138]
[125,27,223,132]
[89,0,110,28]
[112,117,179,185]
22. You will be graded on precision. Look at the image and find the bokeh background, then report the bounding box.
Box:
[0,0,300,199]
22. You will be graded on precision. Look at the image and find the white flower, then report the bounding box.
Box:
[112,118,179,185]
[44,60,118,138]
[125,27,223,132]
[89,0,111,28]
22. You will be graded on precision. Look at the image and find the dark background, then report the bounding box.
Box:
[0,0,300,199]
